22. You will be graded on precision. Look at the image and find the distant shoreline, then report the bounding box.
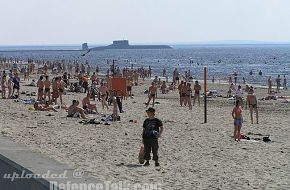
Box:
[1,43,290,52]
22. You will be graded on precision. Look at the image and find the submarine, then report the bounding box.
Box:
[82,40,173,51]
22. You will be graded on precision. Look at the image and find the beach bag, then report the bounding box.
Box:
[138,144,145,164]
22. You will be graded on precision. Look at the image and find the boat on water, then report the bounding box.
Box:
[82,40,173,51]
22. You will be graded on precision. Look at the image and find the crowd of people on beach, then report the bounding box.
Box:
[0,56,289,165]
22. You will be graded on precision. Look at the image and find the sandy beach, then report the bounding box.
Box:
[0,72,289,190]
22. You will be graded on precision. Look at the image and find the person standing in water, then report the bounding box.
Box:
[283,75,287,90]
[232,100,243,142]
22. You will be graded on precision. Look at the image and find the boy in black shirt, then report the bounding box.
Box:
[142,107,164,167]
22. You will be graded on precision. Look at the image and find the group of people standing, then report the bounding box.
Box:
[0,71,20,99]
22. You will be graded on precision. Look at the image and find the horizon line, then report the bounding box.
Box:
[1,40,290,47]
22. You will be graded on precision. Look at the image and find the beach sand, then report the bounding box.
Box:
[0,77,289,190]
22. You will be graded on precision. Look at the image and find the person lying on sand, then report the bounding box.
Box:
[34,101,58,112]
[82,92,99,114]
[67,100,87,119]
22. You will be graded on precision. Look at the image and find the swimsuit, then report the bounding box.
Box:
[38,88,44,93]
[234,118,243,127]
[249,103,257,108]
[45,88,50,93]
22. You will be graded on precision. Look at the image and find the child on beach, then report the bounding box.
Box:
[232,100,243,142]
[112,97,118,121]
[160,81,167,94]
[142,107,163,167]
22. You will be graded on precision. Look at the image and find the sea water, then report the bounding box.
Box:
[0,44,289,86]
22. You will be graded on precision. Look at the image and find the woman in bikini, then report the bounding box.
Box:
[232,100,243,142]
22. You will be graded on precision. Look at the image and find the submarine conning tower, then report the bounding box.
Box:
[112,40,130,47]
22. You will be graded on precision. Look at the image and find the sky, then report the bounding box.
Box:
[1,0,290,45]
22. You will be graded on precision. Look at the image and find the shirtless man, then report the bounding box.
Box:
[178,81,186,106]
[247,88,258,124]
[52,77,60,104]
[193,80,201,106]
[44,76,51,101]
[91,72,97,85]
[99,83,109,109]
[67,100,87,119]
[185,83,192,110]
[59,77,65,105]
[36,76,44,101]
[82,93,98,114]
[146,82,157,107]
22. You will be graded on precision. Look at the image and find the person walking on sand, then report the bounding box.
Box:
[1,74,7,99]
[12,73,20,98]
[178,81,186,106]
[247,88,258,124]
[193,80,201,106]
[146,82,157,107]
[142,107,164,167]
[276,75,281,93]
[268,76,272,94]
[99,83,109,109]
[185,83,192,110]
[7,76,13,98]
[232,100,243,142]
